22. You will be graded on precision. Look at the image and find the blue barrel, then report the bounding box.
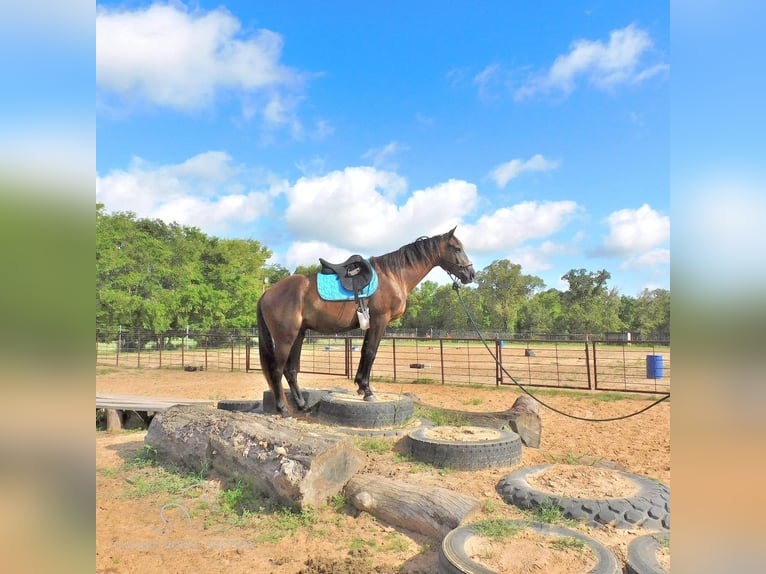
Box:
[646,354,664,379]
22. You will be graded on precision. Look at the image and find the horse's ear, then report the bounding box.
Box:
[447,226,457,237]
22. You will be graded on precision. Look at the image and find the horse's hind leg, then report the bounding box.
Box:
[284,331,307,410]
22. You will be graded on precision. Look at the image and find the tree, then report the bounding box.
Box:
[517,289,562,334]
[556,268,622,335]
[474,260,545,332]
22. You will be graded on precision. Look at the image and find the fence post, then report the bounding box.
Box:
[116,326,121,367]
[231,334,235,371]
[495,338,503,386]
[137,332,141,368]
[204,335,209,370]
[392,338,397,382]
[440,339,445,385]
[159,335,163,368]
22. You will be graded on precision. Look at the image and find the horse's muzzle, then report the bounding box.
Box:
[459,264,476,284]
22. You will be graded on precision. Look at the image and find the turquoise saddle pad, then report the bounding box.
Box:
[317,264,378,301]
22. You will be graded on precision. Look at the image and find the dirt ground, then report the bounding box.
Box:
[96,367,670,573]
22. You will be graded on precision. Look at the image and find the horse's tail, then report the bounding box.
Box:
[256,297,277,393]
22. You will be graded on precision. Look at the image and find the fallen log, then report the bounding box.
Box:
[345,474,481,539]
[145,405,365,509]
[506,395,542,448]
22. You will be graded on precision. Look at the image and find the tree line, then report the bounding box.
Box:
[96,206,669,339]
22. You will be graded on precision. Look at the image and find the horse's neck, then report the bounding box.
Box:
[401,263,436,293]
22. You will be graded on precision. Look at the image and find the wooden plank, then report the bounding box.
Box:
[96,393,214,411]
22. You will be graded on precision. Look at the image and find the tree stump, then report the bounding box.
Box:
[345,474,482,539]
[145,405,365,509]
[505,395,542,448]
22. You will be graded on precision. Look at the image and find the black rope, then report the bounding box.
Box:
[450,278,670,423]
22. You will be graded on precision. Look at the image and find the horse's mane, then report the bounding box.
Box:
[371,233,444,275]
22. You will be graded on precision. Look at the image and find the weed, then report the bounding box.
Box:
[392,453,430,472]
[526,501,572,525]
[552,537,586,552]
[350,537,377,551]
[462,398,484,406]
[414,406,471,426]
[481,499,502,514]
[471,518,522,541]
[329,493,349,511]
[123,467,203,499]
[353,436,394,454]
[381,532,408,553]
[219,481,266,517]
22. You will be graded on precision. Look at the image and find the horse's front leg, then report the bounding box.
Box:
[354,322,386,401]
[284,331,307,410]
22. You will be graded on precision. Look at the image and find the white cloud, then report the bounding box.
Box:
[507,241,575,273]
[96,3,302,114]
[489,154,560,188]
[96,151,275,234]
[596,203,669,257]
[362,141,408,169]
[284,167,477,252]
[619,248,670,270]
[461,201,581,252]
[516,24,668,100]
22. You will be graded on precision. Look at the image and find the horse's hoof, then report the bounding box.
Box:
[356,388,365,396]
[363,394,377,402]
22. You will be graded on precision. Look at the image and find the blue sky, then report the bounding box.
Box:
[96,1,670,296]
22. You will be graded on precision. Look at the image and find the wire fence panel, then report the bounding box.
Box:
[591,341,671,394]
[97,328,670,395]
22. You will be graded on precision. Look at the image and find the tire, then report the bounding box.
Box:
[496,464,670,530]
[407,426,522,470]
[333,418,433,438]
[217,400,261,412]
[262,388,342,414]
[316,392,414,428]
[439,520,621,574]
[626,533,669,574]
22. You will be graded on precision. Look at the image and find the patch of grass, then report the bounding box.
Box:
[392,453,431,472]
[329,492,349,511]
[480,499,502,514]
[414,406,471,426]
[97,367,118,375]
[471,518,522,541]
[526,500,572,525]
[462,398,484,406]
[552,537,586,552]
[219,481,266,517]
[123,466,205,499]
[353,436,394,454]
[381,532,408,553]
[410,377,439,385]
[591,391,630,402]
[349,536,377,551]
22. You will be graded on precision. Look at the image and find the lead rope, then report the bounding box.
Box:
[449,278,670,422]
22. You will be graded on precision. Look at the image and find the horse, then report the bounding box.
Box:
[256,227,475,414]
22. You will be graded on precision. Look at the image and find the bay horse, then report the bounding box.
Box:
[256,227,475,414]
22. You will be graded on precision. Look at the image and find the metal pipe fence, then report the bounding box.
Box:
[96,328,670,395]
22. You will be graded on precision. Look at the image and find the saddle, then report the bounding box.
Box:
[319,255,373,293]
[319,255,374,330]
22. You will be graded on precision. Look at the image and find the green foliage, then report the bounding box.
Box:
[97,204,669,338]
[353,437,394,454]
[414,406,471,426]
[471,518,522,540]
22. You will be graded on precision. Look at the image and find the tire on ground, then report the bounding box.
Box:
[217,400,261,412]
[262,388,343,413]
[626,533,669,574]
[439,520,621,574]
[496,464,670,530]
[407,426,522,470]
[316,392,414,428]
